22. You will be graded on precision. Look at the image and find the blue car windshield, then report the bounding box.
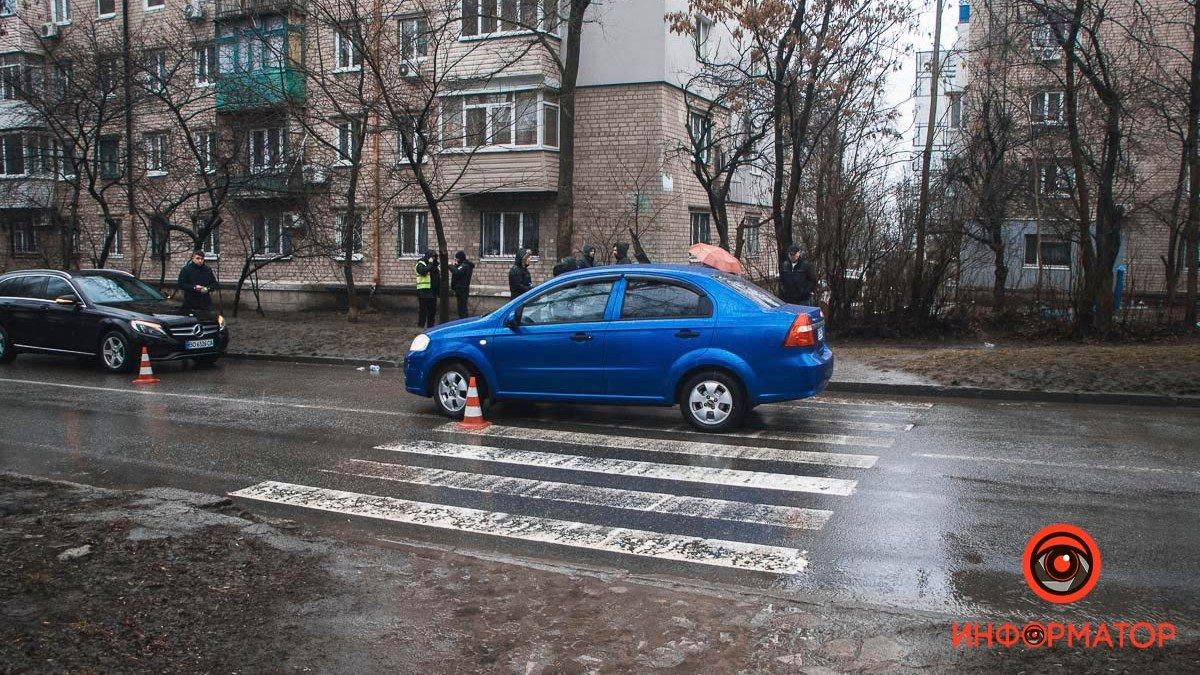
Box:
[77,275,165,304]
[714,272,783,308]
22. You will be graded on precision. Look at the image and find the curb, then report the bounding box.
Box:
[824,381,1200,408]
[224,352,403,369]
[223,352,1199,408]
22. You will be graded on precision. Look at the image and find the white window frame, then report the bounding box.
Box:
[27,135,56,176]
[253,213,294,259]
[194,131,217,174]
[0,134,26,177]
[439,90,559,151]
[947,92,963,129]
[396,116,428,164]
[248,127,285,173]
[695,14,714,60]
[480,210,537,258]
[97,135,121,179]
[1037,161,1075,197]
[144,50,167,94]
[400,16,429,62]
[95,0,115,18]
[334,211,364,261]
[1023,234,1072,270]
[688,109,713,165]
[144,133,167,175]
[145,0,164,10]
[194,44,217,87]
[743,215,760,256]
[51,0,71,24]
[11,219,37,254]
[107,222,124,258]
[335,118,361,165]
[690,211,711,245]
[201,228,219,260]
[1031,90,1065,126]
[334,28,362,72]
[397,210,428,257]
[0,0,15,17]
[0,63,20,101]
[460,0,556,40]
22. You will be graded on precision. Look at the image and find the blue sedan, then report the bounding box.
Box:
[404,264,833,432]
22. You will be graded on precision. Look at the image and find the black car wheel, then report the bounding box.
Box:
[99,330,136,374]
[433,361,484,419]
[679,370,746,433]
[0,324,16,364]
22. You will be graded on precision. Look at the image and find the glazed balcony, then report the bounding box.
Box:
[215,67,306,112]
[214,0,304,20]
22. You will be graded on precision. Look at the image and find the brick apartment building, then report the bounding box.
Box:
[952,0,1192,301]
[0,0,770,311]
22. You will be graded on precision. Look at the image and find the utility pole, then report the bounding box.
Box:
[911,0,945,319]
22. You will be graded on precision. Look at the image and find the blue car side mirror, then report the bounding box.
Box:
[503,310,520,329]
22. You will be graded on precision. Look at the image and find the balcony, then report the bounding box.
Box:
[447,150,559,195]
[0,177,57,210]
[215,68,306,112]
[214,0,304,19]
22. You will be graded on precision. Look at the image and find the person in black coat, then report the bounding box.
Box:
[611,242,631,264]
[508,248,533,298]
[578,244,597,268]
[177,250,218,311]
[779,243,818,305]
[450,250,475,319]
[552,256,578,277]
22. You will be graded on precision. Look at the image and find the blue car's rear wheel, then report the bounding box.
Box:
[680,370,745,432]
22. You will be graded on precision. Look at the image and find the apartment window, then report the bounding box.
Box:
[194,44,217,86]
[195,131,217,173]
[253,214,293,257]
[1024,234,1071,269]
[0,135,24,176]
[462,0,552,37]
[146,0,164,9]
[96,0,114,15]
[335,212,363,259]
[107,222,124,257]
[59,142,77,178]
[334,28,361,70]
[743,215,760,256]
[28,135,56,175]
[398,211,428,256]
[400,17,428,61]
[1031,18,1067,59]
[1037,161,1074,196]
[143,50,167,93]
[11,220,37,254]
[201,228,219,258]
[1031,91,1065,125]
[97,57,119,97]
[688,109,713,165]
[53,61,72,100]
[695,15,714,59]
[218,17,286,75]
[144,133,167,174]
[52,0,71,23]
[481,211,538,257]
[98,136,120,179]
[396,116,427,162]
[149,220,170,258]
[336,119,361,164]
[442,91,558,149]
[249,127,285,172]
[947,93,963,128]
[0,55,38,101]
[690,211,711,245]
[0,0,14,16]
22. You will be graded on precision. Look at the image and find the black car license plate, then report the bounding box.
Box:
[185,339,215,350]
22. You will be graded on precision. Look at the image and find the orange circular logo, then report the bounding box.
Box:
[1023,524,1101,604]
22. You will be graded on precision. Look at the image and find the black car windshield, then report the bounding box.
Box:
[713,272,783,309]
[76,275,165,304]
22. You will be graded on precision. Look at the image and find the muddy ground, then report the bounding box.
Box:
[2,474,1197,674]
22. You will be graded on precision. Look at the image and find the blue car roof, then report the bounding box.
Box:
[554,264,722,280]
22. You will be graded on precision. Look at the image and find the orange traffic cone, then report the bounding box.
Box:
[131,346,160,384]
[458,376,490,430]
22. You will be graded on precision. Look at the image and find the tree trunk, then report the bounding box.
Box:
[555,1,589,260]
[991,242,1007,312]
[910,0,944,320]
[1186,0,1200,327]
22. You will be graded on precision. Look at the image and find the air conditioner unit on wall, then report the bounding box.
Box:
[40,23,60,39]
[184,0,205,20]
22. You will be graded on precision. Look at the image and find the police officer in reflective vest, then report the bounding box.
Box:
[415,250,438,328]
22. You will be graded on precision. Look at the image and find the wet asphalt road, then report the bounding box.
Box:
[0,355,1196,633]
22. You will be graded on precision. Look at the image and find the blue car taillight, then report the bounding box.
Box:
[783,313,816,348]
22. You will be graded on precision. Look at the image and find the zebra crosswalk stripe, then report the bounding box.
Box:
[326,458,834,530]
[434,422,881,467]
[374,440,858,496]
[231,481,808,574]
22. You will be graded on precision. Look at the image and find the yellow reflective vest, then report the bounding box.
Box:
[415,260,431,291]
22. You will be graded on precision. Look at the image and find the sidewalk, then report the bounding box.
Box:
[6,473,1194,674]
[222,309,1200,401]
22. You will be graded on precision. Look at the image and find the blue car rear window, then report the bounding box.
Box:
[714,272,783,309]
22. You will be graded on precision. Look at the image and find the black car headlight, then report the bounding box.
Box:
[130,320,168,338]
[217,314,226,331]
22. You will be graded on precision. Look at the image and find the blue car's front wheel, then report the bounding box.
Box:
[433,361,484,419]
[680,370,746,433]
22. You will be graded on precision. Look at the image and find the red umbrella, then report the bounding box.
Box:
[688,243,744,275]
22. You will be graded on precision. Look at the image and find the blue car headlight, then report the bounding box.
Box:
[409,334,430,353]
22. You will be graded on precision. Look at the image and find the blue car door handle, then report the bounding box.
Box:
[570,332,592,342]
[675,329,700,339]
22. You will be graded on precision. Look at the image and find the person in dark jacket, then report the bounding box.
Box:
[177,250,218,311]
[508,248,533,298]
[450,250,474,319]
[779,243,818,305]
[415,249,438,328]
[552,256,578,277]
[611,242,631,264]
[578,244,597,268]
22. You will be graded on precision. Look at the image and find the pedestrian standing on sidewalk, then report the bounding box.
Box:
[508,248,533,298]
[177,250,218,312]
[450,250,474,319]
[578,244,597,268]
[779,243,817,305]
[415,249,438,328]
[611,242,631,264]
